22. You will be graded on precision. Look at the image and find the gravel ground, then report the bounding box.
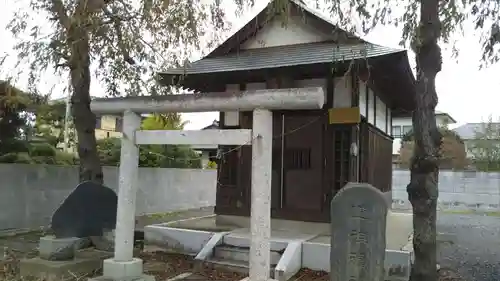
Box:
[1,207,495,281]
[140,251,247,281]
[437,213,500,281]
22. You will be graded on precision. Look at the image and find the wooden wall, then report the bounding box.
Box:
[359,121,393,192]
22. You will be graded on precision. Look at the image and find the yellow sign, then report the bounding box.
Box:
[328,107,361,124]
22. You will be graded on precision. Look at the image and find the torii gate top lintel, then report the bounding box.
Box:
[90,87,325,115]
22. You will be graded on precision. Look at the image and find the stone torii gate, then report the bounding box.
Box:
[89,87,325,281]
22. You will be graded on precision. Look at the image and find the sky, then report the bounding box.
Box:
[0,0,499,130]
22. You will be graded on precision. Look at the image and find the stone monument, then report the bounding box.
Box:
[49,180,118,257]
[330,182,389,281]
[52,181,118,237]
[20,181,119,280]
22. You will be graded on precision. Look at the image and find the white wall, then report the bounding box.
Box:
[223,84,240,127]
[241,15,331,49]
[333,76,351,108]
[359,81,367,118]
[358,80,390,135]
[375,96,387,132]
[391,117,413,154]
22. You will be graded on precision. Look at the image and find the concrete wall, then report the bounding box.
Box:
[0,164,217,231]
[4,164,500,231]
[392,169,500,211]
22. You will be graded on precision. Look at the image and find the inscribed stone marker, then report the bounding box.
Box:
[330,182,389,281]
[51,181,118,238]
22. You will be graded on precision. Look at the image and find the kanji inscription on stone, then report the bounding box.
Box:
[330,182,389,281]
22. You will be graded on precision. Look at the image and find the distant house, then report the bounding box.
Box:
[49,97,124,141]
[453,122,500,159]
[391,111,456,156]
[192,120,219,169]
[95,114,123,140]
[45,97,124,154]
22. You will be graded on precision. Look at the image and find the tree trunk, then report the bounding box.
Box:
[69,23,103,184]
[407,0,442,281]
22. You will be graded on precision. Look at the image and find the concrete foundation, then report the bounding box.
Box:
[216,215,331,235]
[20,249,113,281]
[89,258,155,281]
[0,248,6,268]
[145,211,415,281]
[89,274,155,281]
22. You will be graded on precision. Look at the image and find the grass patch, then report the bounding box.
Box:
[442,209,500,217]
[145,211,181,220]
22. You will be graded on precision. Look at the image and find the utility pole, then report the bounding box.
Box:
[63,75,72,152]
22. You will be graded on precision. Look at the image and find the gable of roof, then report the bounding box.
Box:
[207,0,365,58]
[453,123,500,140]
[159,0,407,77]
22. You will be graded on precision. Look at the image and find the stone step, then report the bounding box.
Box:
[213,245,281,265]
[203,257,276,278]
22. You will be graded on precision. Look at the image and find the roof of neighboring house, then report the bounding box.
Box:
[392,110,456,124]
[201,120,219,130]
[435,111,457,123]
[191,120,220,151]
[453,122,500,140]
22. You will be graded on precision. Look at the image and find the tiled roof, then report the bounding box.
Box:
[201,120,219,130]
[393,111,457,124]
[161,42,404,75]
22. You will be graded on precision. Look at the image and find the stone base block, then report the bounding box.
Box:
[102,258,145,279]
[39,235,80,260]
[88,274,155,281]
[20,249,113,281]
[87,258,155,281]
[0,256,6,269]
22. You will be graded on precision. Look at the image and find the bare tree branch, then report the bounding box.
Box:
[50,0,71,31]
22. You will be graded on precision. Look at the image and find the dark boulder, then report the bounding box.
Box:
[51,181,118,238]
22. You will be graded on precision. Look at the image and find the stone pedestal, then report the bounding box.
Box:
[20,249,113,281]
[20,236,113,281]
[39,235,79,260]
[88,258,155,281]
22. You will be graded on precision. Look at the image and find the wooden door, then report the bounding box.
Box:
[273,112,328,222]
[271,112,283,211]
[215,112,252,216]
[332,124,352,192]
[215,146,243,215]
